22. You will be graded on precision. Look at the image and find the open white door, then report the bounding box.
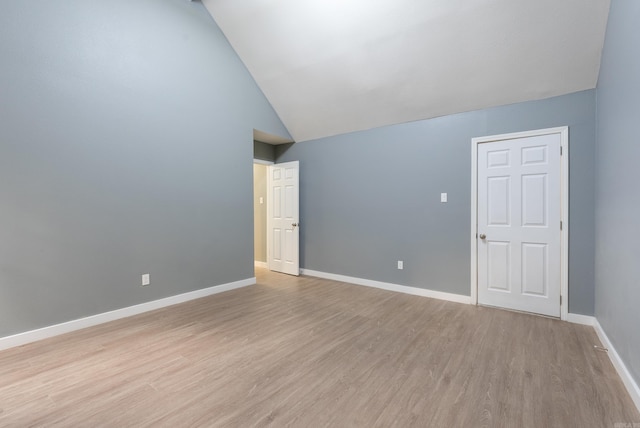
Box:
[267,161,300,276]
[476,132,563,317]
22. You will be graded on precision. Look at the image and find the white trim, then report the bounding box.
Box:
[560,128,569,321]
[254,261,268,269]
[470,126,569,321]
[470,136,478,306]
[301,269,471,305]
[0,277,255,352]
[253,159,274,165]
[566,313,596,326]
[593,319,640,412]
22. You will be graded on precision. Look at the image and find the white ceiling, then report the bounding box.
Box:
[202,0,610,142]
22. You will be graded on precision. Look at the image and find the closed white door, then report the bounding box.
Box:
[267,161,300,276]
[477,134,561,317]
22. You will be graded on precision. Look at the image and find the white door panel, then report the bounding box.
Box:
[477,134,561,317]
[267,161,299,276]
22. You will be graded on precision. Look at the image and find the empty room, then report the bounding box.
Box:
[1,0,639,426]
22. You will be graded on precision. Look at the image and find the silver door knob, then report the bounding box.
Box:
[479,234,486,240]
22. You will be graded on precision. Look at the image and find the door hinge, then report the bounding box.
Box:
[560,295,563,306]
[560,146,563,156]
[560,221,563,231]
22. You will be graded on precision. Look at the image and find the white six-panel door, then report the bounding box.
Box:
[267,161,300,276]
[477,133,561,317]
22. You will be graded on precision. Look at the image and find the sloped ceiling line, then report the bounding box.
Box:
[202,0,610,142]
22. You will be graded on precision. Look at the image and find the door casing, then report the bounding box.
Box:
[470,127,569,320]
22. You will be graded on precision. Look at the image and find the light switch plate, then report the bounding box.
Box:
[142,273,150,286]
[440,193,448,203]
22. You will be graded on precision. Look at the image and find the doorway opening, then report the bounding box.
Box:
[252,131,298,276]
[253,161,271,269]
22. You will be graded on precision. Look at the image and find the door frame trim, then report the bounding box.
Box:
[470,126,569,320]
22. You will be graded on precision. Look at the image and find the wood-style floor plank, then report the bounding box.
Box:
[0,268,638,427]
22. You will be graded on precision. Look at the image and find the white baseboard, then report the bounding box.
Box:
[300,269,471,305]
[0,277,256,352]
[566,313,596,326]
[593,319,640,412]
[300,269,600,327]
[254,261,268,269]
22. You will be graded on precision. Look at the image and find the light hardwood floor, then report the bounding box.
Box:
[1,269,638,427]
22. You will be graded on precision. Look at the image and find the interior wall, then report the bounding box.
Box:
[595,0,640,385]
[254,141,276,163]
[253,164,268,263]
[0,0,290,337]
[277,90,596,315]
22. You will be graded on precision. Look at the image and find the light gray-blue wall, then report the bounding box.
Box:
[278,90,596,316]
[0,0,290,337]
[595,0,640,386]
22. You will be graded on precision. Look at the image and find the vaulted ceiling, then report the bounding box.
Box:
[202,0,611,142]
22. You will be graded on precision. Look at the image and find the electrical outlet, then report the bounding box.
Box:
[440,192,448,203]
[397,261,403,270]
[142,273,150,286]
